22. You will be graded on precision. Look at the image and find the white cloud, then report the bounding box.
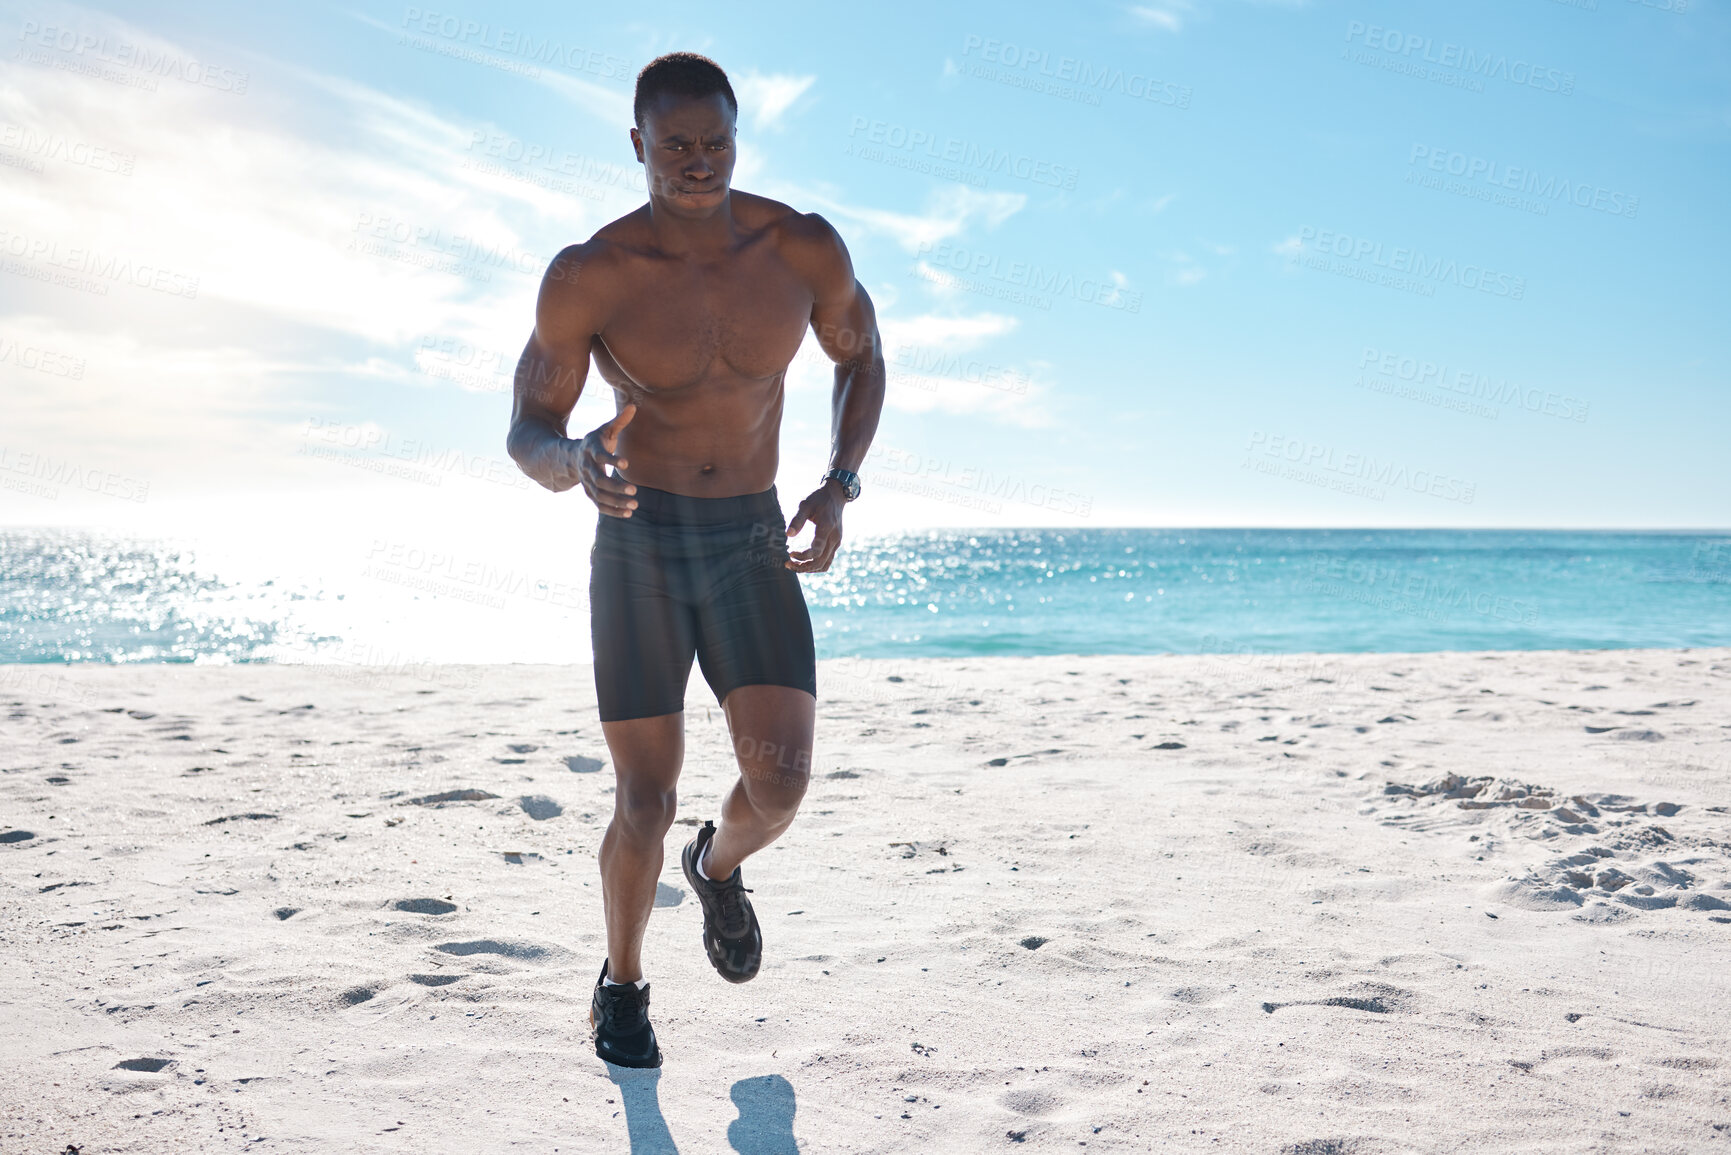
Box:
[802,184,1027,253]
[1129,2,1191,31]
[735,72,816,130]
[877,313,1054,428]
[0,10,629,508]
[781,309,1051,427]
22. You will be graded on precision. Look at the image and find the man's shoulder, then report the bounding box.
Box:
[736,192,842,251]
[737,192,851,284]
[540,209,651,301]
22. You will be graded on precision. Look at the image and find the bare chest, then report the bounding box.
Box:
[599,249,813,391]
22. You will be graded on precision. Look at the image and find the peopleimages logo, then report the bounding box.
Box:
[1343,21,1575,96]
[1358,347,1589,422]
[1243,431,1476,505]
[914,241,1141,313]
[0,123,135,176]
[0,227,200,298]
[846,117,1080,190]
[0,446,149,503]
[1292,226,1526,300]
[1408,145,1638,219]
[398,8,633,80]
[959,34,1192,109]
[17,20,250,94]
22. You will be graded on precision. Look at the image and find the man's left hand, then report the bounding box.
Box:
[785,482,846,573]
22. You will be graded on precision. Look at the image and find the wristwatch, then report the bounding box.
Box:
[822,467,861,501]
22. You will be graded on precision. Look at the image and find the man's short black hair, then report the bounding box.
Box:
[634,52,738,128]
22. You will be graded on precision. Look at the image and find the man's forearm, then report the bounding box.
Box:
[828,353,885,475]
[507,417,577,492]
[507,337,584,492]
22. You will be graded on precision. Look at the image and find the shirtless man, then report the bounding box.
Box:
[505,52,885,1068]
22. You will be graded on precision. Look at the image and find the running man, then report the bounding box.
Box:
[505,52,885,1068]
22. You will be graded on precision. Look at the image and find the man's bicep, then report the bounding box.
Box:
[519,246,601,419]
[794,214,878,364]
[514,330,590,423]
[811,280,880,366]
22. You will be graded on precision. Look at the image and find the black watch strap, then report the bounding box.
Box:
[822,468,861,501]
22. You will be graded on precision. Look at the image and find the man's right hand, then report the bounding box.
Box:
[575,404,638,517]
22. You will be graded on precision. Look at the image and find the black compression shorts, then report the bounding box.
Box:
[589,484,817,722]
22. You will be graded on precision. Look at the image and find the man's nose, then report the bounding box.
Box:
[684,152,715,178]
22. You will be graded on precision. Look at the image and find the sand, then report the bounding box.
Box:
[2,648,1729,1153]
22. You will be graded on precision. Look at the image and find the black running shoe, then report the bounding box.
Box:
[590,962,662,1068]
[681,820,763,983]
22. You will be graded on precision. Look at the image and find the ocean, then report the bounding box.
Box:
[1,528,1727,665]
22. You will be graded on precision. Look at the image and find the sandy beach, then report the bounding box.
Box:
[3,648,1729,1153]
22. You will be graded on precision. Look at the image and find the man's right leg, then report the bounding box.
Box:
[598,712,685,984]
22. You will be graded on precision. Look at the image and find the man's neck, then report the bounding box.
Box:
[646,194,736,259]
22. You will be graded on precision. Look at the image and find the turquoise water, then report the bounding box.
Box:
[1,528,1727,663]
[806,529,1731,657]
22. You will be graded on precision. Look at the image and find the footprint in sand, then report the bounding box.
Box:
[654,882,683,908]
[273,907,300,920]
[341,987,375,1005]
[518,795,563,821]
[1263,983,1413,1015]
[1000,1088,1064,1117]
[409,974,462,987]
[407,789,499,806]
[435,939,549,960]
[394,898,457,915]
[1380,772,1729,918]
[564,755,604,773]
[113,1058,170,1072]
[1,830,36,844]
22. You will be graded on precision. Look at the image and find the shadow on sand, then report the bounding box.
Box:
[607,1066,798,1154]
[609,1065,678,1154]
[727,1074,798,1154]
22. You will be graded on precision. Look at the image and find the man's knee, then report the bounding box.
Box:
[613,784,677,839]
[733,736,809,816]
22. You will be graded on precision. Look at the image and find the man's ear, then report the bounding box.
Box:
[629,127,644,164]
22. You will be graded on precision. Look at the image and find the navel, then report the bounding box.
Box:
[699,464,716,475]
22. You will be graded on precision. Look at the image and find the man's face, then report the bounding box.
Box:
[631,92,737,218]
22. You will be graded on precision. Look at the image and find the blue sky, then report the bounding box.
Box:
[1,0,1727,542]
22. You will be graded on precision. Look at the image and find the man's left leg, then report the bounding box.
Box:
[705,684,815,878]
[679,684,813,983]
[679,490,817,981]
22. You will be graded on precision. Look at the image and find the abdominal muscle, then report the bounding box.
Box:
[609,373,787,499]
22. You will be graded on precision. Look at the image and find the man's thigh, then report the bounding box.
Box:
[600,712,686,788]
[722,685,816,792]
[590,516,699,724]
